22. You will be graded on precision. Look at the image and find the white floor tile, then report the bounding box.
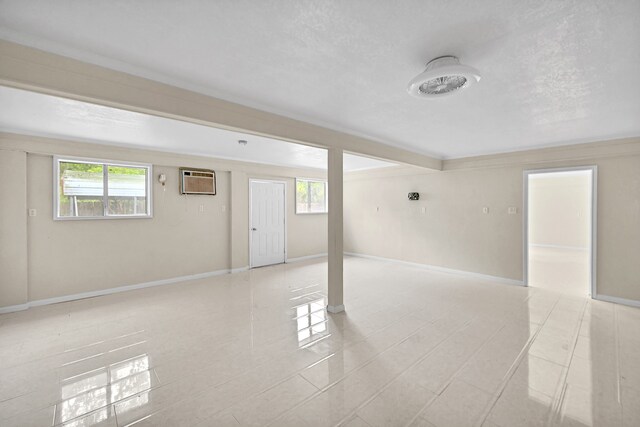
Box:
[0,257,636,426]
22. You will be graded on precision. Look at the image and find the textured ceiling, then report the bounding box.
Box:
[0,86,395,171]
[0,0,639,158]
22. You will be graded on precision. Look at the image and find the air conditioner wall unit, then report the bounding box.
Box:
[180,168,216,195]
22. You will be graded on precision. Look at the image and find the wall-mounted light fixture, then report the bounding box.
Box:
[158,173,167,186]
[408,192,420,201]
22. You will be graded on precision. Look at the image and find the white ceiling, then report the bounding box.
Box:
[0,1,639,159]
[0,86,395,171]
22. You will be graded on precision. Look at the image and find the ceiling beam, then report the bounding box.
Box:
[0,40,441,171]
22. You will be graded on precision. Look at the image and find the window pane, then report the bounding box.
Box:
[58,161,104,217]
[296,180,309,213]
[107,166,148,216]
[309,181,326,212]
[296,179,327,214]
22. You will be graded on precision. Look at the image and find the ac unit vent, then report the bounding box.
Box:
[180,168,216,195]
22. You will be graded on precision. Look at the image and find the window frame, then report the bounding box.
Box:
[295,177,328,215]
[53,155,153,221]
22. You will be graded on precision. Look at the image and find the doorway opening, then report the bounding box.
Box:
[524,167,597,297]
[249,179,287,268]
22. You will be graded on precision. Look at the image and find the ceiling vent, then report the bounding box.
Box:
[407,56,481,98]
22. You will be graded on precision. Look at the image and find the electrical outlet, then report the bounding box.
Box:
[482,207,489,214]
[221,205,226,212]
[508,207,517,214]
[28,209,37,217]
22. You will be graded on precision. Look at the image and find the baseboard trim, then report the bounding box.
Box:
[0,303,29,314]
[594,294,640,308]
[327,304,345,313]
[287,253,328,263]
[3,260,637,315]
[0,268,231,314]
[345,252,524,286]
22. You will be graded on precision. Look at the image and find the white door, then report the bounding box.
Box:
[250,180,286,268]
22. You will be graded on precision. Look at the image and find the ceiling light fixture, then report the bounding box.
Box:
[238,139,248,146]
[407,56,481,98]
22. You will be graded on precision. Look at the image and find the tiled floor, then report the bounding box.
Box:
[1,256,639,427]
[528,246,591,297]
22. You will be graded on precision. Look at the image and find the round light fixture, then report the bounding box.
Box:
[407,56,481,98]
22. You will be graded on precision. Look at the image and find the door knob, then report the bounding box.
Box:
[251,227,257,231]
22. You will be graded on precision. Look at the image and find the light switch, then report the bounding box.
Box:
[420,207,426,214]
[482,207,489,214]
[199,204,204,213]
[375,206,380,212]
[508,207,517,214]
[221,205,226,212]
[28,209,37,217]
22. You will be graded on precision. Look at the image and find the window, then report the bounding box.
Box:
[54,157,152,220]
[296,178,327,214]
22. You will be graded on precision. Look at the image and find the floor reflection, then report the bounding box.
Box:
[4,258,635,426]
[294,297,330,348]
[58,354,152,426]
[528,246,590,297]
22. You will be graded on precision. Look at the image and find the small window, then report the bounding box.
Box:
[296,178,327,214]
[54,157,152,220]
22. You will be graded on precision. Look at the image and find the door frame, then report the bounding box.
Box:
[248,179,287,268]
[523,165,598,297]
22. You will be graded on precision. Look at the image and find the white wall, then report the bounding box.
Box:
[528,171,591,249]
[344,166,522,281]
[284,179,328,259]
[4,131,640,308]
[0,133,327,308]
[344,146,640,302]
[26,154,231,300]
[0,149,28,306]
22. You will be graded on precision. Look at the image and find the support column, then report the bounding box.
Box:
[230,170,249,272]
[327,147,344,313]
